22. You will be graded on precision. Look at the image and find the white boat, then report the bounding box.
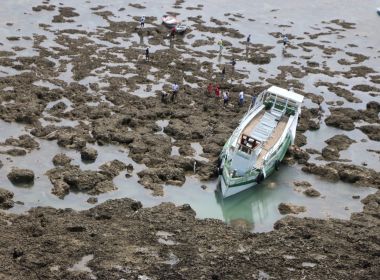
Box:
[162,15,180,27]
[218,86,304,198]
[175,23,188,34]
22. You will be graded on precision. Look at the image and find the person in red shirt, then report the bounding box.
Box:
[170,27,176,39]
[207,83,213,95]
[215,84,221,98]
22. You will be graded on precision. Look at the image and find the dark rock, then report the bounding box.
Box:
[302,163,339,181]
[51,180,70,199]
[1,148,27,156]
[99,160,127,178]
[325,135,356,151]
[80,147,98,162]
[131,201,143,211]
[358,125,380,141]
[87,197,98,204]
[293,181,312,187]
[322,146,340,160]
[303,188,321,197]
[7,168,35,185]
[278,203,306,215]
[52,153,72,166]
[66,225,86,232]
[0,188,14,209]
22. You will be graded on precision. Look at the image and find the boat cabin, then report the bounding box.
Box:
[235,86,303,165]
[263,86,303,120]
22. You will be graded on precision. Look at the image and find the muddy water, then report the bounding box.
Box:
[0,0,379,232]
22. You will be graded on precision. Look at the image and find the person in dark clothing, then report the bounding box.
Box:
[223,91,229,106]
[231,58,236,69]
[145,47,149,61]
[221,66,226,81]
[207,83,213,96]
[140,16,145,28]
[171,83,179,102]
[170,27,176,39]
[247,34,251,45]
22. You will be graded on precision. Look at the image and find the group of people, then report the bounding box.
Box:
[138,15,290,107]
[161,82,179,103]
[207,83,246,107]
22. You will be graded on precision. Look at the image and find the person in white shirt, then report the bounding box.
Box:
[171,83,179,102]
[239,91,244,106]
[140,16,145,28]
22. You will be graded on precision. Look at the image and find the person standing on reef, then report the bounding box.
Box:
[231,58,236,69]
[251,95,257,107]
[145,47,149,61]
[207,82,213,96]
[283,35,289,48]
[170,26,176,39]
[223,91,229,106]
[221,66,226,81]
[140,16,145,28]
[215,84,221,98]
[171,82,179,102]
[239,91,244,106]
[218,39,224,53]
[247,34,251,45]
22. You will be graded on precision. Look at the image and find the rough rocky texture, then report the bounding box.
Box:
[1,134,39,151]
[302,162,380,188]
[7,168,35,185]
[303,188,321,197]
[293,181,312,188]
[0,4,379,279]
[47,164,121,198]
[278,203,306,214]
[52,153,72,166]
[0,193,378,279]
[359,125,380,141]
[0,188,14,209]
[80,146,98,162]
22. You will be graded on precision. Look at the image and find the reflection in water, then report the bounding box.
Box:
[212,164,375,232]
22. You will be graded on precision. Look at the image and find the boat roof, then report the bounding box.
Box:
[267,86,304,104]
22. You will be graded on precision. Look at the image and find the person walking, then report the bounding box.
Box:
[215,84,221,98]
[170,26,176,39]
[207,83,213,96]
[171,82,179,102]
[140,16,145,28]
[251,95,257,107]
[283,35,289,48]
[221,66,226,81]
[239,91,244,106]
[231,58,236,69]
[223,91,229,106]
[145,47,149,61]
[247,34,251,45]
[217,39,224,53]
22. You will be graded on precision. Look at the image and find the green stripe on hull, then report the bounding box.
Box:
[222,133,292,188]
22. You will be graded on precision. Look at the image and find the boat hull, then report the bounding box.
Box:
[162,16,179,27]
[220,174,258,198]
[219,133,292,198]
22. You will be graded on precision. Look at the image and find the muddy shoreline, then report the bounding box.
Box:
[0,191,379,279]
[0,0,380,278]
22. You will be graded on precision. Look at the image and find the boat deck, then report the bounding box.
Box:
[239,108,290,169]
[242,110,265,136]
[255,116,289,168]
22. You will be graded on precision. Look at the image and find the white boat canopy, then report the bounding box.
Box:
[267,86,304,104]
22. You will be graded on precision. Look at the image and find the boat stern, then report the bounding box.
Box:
[219,167,259,198]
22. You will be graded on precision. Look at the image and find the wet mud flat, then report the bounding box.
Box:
[0,195,379,279]
[0,0,380,278]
